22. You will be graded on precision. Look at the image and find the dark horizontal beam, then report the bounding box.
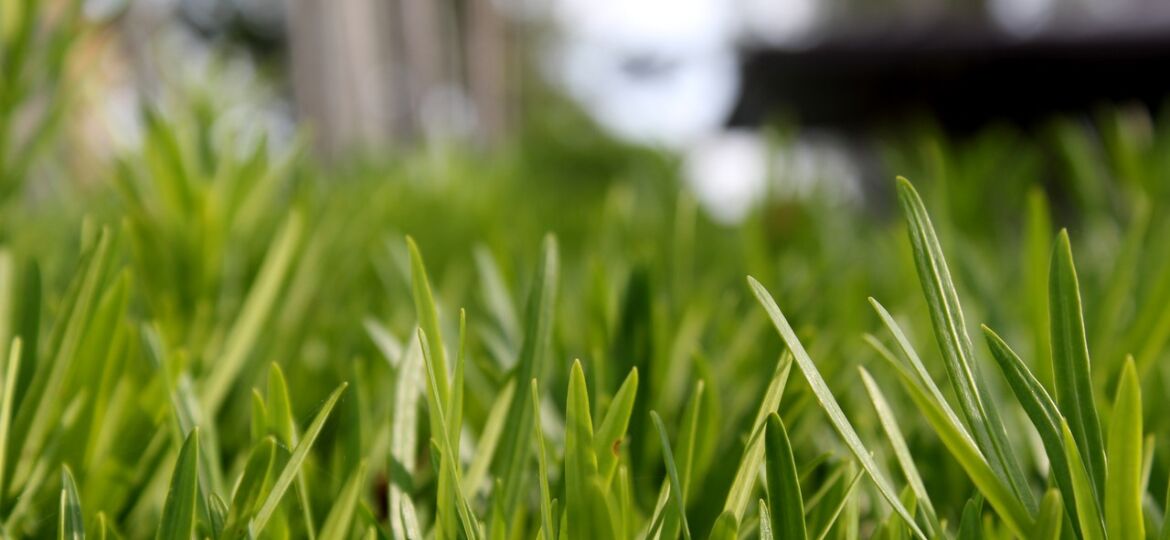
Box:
[729,15,1170,131]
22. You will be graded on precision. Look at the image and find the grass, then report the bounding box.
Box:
[6,11,1170,540]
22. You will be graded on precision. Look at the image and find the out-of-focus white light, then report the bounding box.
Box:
[683,131,767,224]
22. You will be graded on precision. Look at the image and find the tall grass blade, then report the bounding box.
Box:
[1105,357,1143,539]
[492,235,558,516]
[722,353,792,520]
[748,277,925,539]
[650,410,691,540]
[319,461,367,540]
[157,429,200,540]
[1049,229,1106,502]
[249,382,347,537]
[1061,419,1105,540]
[764,413,807,540]
[895,176,1034,511]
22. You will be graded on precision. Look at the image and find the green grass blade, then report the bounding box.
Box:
[492,234,558,516]
[1061,419,1105,540]
[981,325,1079,536]
[748,276,926,540]
[201,212,302,413]
[594,368,638,489]
[389,338,423,540]
[1033,489,1064,540]
[565,360,612,540]
[530,380,555,540]
[250,382,347,537]
[407,236,449,418]
[418,329,482,540]
[463,380,514,495]
[224,437,276,536]
[650,410,692,540]
[319,461,367,540]
[811,466,864,540]
[876,335,1034,537]
[1105,357,1143,540]
[956,497,983,540]
[59,466,83,540]
[722,353,793,520]
[0,338,20,501]
[895,176,1035,511]
[858,367,941,538]
[758,499,774,540]
[157,429,200,540]
[764,413,807,540]
[1049,229,1106,505]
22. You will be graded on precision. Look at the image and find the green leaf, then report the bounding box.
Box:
[748,276,925,539]
[202,212,302,413]
[0,338,21,500]
[1034,489,1064,540]
[462,379,513,495]
[407,235,449,420]
[981,325,1079,536]
[565,360,615,540]
[250,382,348,537]
[593,368,638,489]
[1061,419,1105,540]
[319,461,367,540]
[418,329,482,540]
[531,380,555,540]
[492,234,558,516]
[811,465,864,540]
[224,437,276,536]
[157,429,200,540]
[59,465,84,540]
[389,338,423,540]
[956,497,983,540]
[1049,229,1106,501]
[764,413,807,540]
[758,500,774,540]
[650,410,691,540]
[709,512,739,540]
[858,367,941,538]
[1105,357,1143,540]
[895,176,1034,511]
[872,334,1034,537]
[722,353,793,520]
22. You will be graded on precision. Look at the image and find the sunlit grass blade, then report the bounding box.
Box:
[492,234,558,516]
[722,353,792,520]
[748,277,925,539]
[764,413,807,540]
[249,382,347,537]
[650,410,692,540]
[59,465,83,540]
[156,429,200,540]
[895,176,1034,511]
[858,367,941,538]
[1049,229,1106,501]
[319,461,367,540]
[1105,357,1143,539]
[201,212,302,413]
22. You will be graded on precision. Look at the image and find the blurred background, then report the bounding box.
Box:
[29,0,1170,222]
